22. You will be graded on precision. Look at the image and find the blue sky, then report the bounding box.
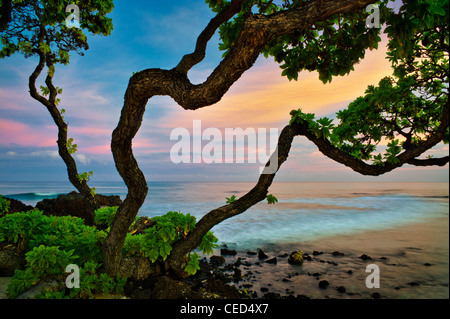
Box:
[0,0,448,183]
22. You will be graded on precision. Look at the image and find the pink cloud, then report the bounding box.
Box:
[0,119,56,147]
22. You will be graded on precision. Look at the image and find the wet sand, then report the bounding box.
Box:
[218,215,449,299]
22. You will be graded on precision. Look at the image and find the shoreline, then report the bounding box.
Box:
[209,216,449,299]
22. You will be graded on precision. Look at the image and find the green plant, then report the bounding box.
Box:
[0,195,10,216]
[67,262,127,299]
[25,245,77,277]
[94,206,118,229]
[185,252,201,276]
[7,268,40,299]
[124,211,219,275]
[0,210,106,264]
[226,195,237,204]
[266,194,278,205]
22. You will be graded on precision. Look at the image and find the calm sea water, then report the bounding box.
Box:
[1,181,448,251]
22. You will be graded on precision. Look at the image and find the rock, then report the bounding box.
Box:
[232,268,242,283]
[371,292,382,299]
[210,255,226,267]
[36,191,122,226]
[263,292,281,299]
[359,254,372,261]
[408,282,420,286]
[2,197,34,215]
[424,263,432,267]
[0,277,12,299]
[337,286,347,293]
[288,251,304,265]
[152,276,192,299]
[313,251,323,256]
[279,253,289,258]
[332,251,345,257]
[260,287,269,293]
[258,249,268,260]
[202,278,240,299]
[0,246,26,276]
[119,257,158,282]
[347,270,353,275]
[247,251,257,256]
[221,248,237,256]
[16,277,65,299]
[265,257,277,264]
[319,280,330,289]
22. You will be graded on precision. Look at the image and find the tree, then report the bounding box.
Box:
[0,0,114,210]
[104,0,449,276]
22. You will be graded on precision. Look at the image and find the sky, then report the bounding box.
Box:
[0,0,448,183]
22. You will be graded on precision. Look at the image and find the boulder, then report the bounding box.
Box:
[36,191,122,226]
[258,249,268,260]
[16,277,65,299]
[0,246,25,276]
[210,255,226,267]
[265,257,277,264]
[337,286,347,293]
[288,251,304,265]
[2,197,34,215]
[319,280,330,289]
[359,254,372,261]
[332,251,345,257]
[119,257,159,282]
[220,248,237,256]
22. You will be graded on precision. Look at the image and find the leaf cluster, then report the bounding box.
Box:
[0,209,127,299]
[123,211,219,276]
[0,195,10,217]
[288,0,449,166]
[0,0,114,63]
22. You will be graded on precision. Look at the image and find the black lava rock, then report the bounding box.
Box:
[319,280,330,289]
[258,249,268,259]
[359,254,373,261]
[221,248,237,256]
[332,251,345,257]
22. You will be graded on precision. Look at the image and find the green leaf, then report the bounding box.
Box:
[267,194,278,205]
[226,195,237,204]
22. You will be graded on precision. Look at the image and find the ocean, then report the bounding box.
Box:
[1,181,448,252]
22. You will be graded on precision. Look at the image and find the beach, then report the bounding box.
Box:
[213,215,449,299]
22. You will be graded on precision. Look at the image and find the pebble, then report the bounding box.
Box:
[319,280,330,289]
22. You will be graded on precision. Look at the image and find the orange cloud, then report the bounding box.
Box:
[162,40,392,132]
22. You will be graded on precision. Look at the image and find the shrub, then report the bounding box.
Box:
[124,211,219,275]
[94,206,118,229]
[0,210,106,264]
[0,195,10,217]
